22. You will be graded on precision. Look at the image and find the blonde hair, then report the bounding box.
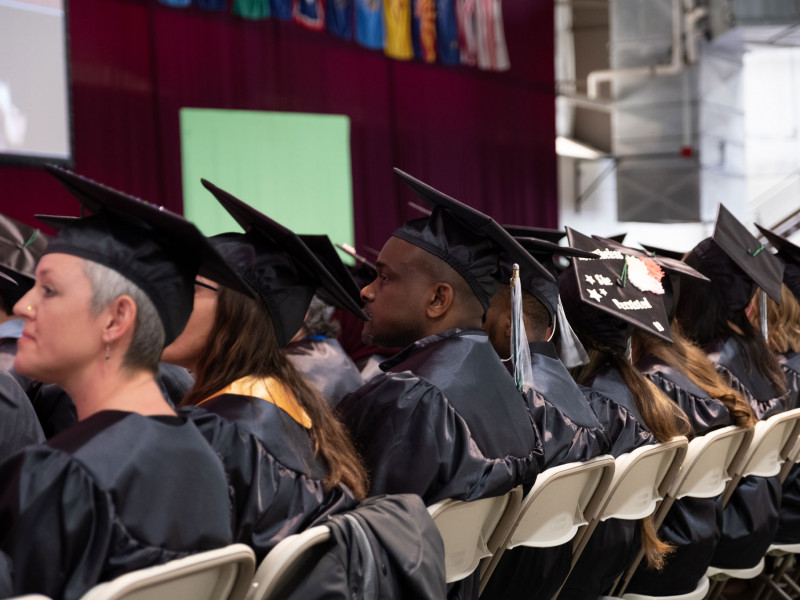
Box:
[750,284,800,355]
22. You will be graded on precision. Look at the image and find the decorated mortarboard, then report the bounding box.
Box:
[43,166,252,345]
[756,224,800,301]
[392,168,553,311]
[639,243,687,262]
[0,214,49,295]
[593,235,709,282]
[299,234,366,317]
[608,233,627,244]
[201,179,368,348]
[563,227,672,343]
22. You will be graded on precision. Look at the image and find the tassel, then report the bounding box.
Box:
[760,289,768,342]
[511,264,534,392]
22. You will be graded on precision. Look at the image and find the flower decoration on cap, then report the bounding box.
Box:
[626,256,665,295]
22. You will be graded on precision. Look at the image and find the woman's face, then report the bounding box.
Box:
[160,276,218,371]
[13,253,106,385]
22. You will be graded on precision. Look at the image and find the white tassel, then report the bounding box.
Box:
[552,296,590,368]
[760,289,768,342]
[511,264,534,392]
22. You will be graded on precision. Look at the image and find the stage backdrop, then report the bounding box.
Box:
[0,0,557,253]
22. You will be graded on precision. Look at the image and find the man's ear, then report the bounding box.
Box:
[426,282,455,319]
[101,295,138,344]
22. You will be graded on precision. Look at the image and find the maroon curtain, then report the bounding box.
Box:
[0,0,556,252]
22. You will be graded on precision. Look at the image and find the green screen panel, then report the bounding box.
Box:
[180,109,353,250]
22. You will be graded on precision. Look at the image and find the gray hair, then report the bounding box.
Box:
[82,260,166,372]
[303,295,341,338]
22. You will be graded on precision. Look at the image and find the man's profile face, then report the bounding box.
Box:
[360,237,431,349]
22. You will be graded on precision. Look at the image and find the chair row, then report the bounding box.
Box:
[428,407,800,600]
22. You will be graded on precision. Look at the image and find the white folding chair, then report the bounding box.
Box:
[427,488,522,584]
[477,455,615,596]
[79,544,256,600]
[245,526,331,600]
[610,425,753,598]
[705,408,800,600]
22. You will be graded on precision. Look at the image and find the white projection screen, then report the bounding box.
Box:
[0,0,71,165]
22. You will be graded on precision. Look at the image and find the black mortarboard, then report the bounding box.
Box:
[0,215,49,300]
[392,168,552,311]
[756,224,800,301]
[709,204,784,303]
[593,235,709,283]
[299,234,366,315]
[562,227,673,343]
[502,225,566,245]
[608,233,627,244]
[201,179,368,348]
[639,243,687,262]
[43,166,251,345]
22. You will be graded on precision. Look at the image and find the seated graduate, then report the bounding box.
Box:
[0,167,241,600]
[750,225,800,545]
[480,234,611,600]
[336,168,545,506]
[675,205,787,570]
[161,180,368,562]
[594,236,757,596]
[283,234,366,405]
[557,227,692,600]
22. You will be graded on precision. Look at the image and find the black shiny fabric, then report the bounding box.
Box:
[705,337,785,568]
[284,337,364,407]
[560,367,658,599]
[481,342,611,600]
[686,239,758,313]
[282,494,446,600]
[776,352,800,543]
[337,328,543,504]
[707,337,788,420]
[626,356,730,595]
[0,411,233,600]
[0,367,43,458]
[181,393,359,562]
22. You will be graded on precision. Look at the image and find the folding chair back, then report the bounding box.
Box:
[478,455,615,595]
[612,426,752,597]
[570,437,688,566]
[80,544,256,600]
[427,489,520,583]
[245,526,331,600]
[722,408,800,505]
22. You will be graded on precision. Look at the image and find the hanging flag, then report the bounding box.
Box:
[384,0,413,60]
[233,0,270,18]
[412,0,436,62]
[455,0,478,66]
[293,0,326,30]
[355,0,385,49]
[476,0,509,71]
[327,0,354,39]
[271,0,293,20]
[436,0,460,65]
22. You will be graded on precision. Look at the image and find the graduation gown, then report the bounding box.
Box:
[0,410,233,600]
[284,336,364,407]
[776,351,800,543]
[337,328,543,504]
[705,337,784,568]
[481,342,611,600]
[180,378,359,562]
[626,356,730,595]
[282,494,446,599]
[559,366,658,600]
[0,367,43,457]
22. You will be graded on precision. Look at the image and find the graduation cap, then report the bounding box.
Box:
[756,224,800,301]
[43,166,251,345]
[0,214,49,300]
[561,227,673,344]
[639,243,687,262]
[593,235,709,283]
[392,168,552,311]
[299,234,366,315]
[502,225,566,245]
[201,179,368,348]
[685,205,784,309]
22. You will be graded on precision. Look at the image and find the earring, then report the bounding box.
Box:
[105,344,110,361]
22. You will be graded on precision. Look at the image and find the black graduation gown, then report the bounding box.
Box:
[705,337,784,568]
[282,494,446,599]
[481,342,611,600]
[559,366,658,600]
[0,410,233,600]
[284,336,365,407]
[0,367,43,457]
[626,356,730,595]
[181,392,359,562]
[337,328,543,504]
[776,351,800,543]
